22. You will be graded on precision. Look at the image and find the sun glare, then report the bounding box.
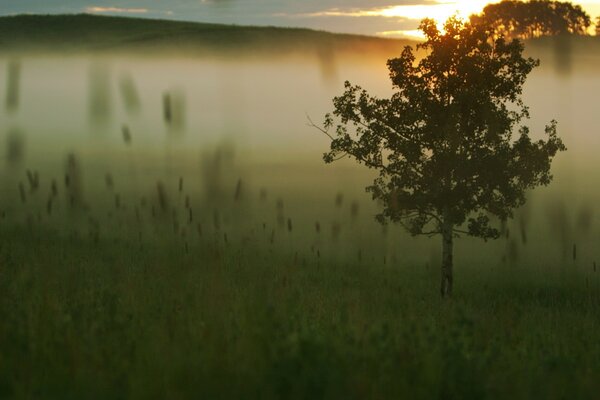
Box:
[306,0,599,38]
[378,0,502,38]
[308,0,502,39]
[377,0,499,21]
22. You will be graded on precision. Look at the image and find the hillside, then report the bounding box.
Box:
[0,14,412,57]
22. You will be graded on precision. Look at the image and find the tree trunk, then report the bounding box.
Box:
[440,223,453,298]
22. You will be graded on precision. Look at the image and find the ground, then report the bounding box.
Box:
[1,226,599,399]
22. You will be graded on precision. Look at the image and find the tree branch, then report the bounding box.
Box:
[306,114,335,141]
[452,228,470,235]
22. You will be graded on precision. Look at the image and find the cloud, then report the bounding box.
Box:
[377,29,425,40]
[292,0,499,23]
[86,7,149,14]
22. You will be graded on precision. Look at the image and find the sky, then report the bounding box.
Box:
[2,0,600,38]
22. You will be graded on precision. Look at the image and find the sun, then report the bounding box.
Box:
[305,0,503,39]
[372,0,502,39]
[378,0,498,21]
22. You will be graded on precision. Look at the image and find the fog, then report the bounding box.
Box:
[1,37,600,270]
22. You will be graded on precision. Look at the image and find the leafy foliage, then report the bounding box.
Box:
[471,0,591,39]
[319,17,565,240]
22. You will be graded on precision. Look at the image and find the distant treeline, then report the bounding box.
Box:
[0,14,410,57]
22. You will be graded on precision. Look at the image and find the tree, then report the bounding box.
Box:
[596,16,600,36]
[313,17,565,297]
[470,0,591,39]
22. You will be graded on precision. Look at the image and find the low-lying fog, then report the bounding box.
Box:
[1,37,599,270]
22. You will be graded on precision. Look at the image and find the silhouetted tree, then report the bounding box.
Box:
[471,0,591,39]
[313,18,565,297]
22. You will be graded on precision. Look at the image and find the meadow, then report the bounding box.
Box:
[1,215,599,399]
[1,14,600,399]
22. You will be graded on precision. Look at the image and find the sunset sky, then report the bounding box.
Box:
[3,0,600,38]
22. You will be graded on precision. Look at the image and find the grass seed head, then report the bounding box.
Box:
[18,182,26,203]
[234,179,243,201]
[6,129,25,166]
[335,192,343,208]
[259,188,267,201]
[6,60,21,113]
[122,125,132,145]
[105,173,114,190]
[350,201,359,218]
[156,181,168,212]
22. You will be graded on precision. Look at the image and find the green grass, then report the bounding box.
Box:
[1,224,599,399]
[0,14,410,56]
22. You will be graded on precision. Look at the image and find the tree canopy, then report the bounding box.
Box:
[315,17,566,296]
[470,0,591,39]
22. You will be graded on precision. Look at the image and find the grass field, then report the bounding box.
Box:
[1,212,599,399]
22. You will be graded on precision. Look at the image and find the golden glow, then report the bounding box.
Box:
[308,1,499,21]
[304,1,600,39]
[86,7,149,14]
[374,0,498,21]
[377,29,427,40]
[308,0,501,39]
